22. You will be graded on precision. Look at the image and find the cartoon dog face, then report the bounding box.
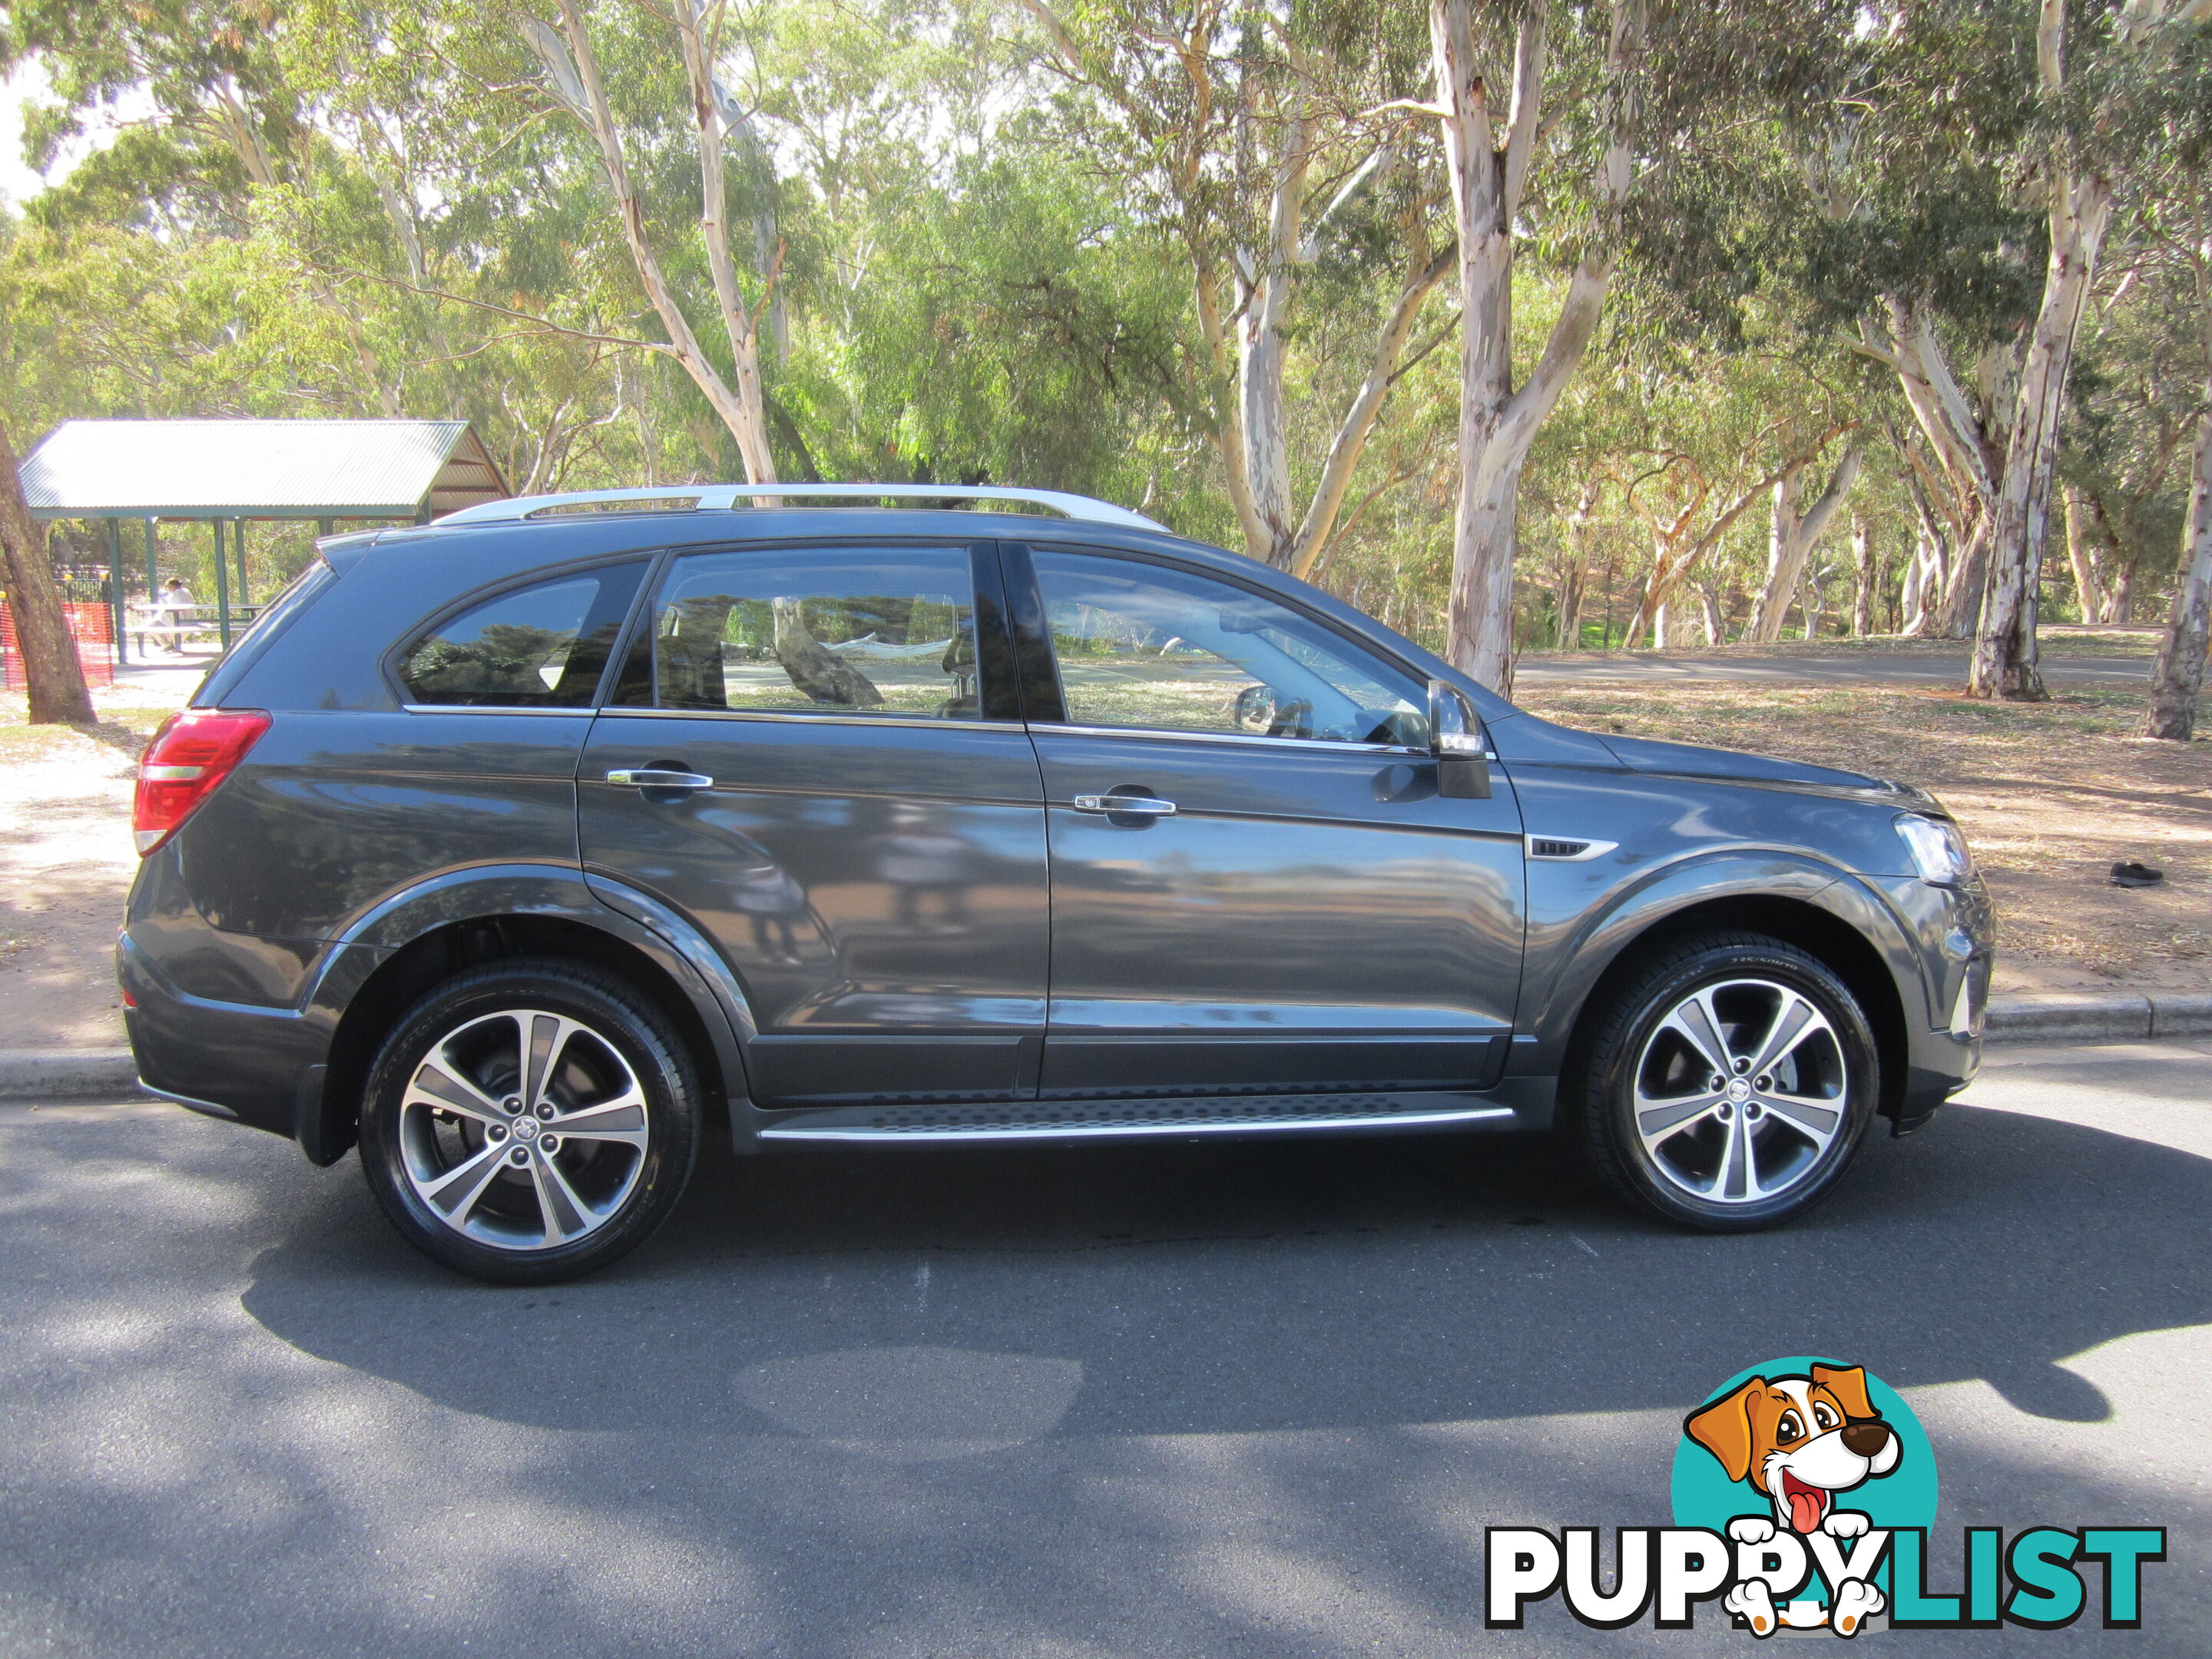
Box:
[1685,1363,1902,1534]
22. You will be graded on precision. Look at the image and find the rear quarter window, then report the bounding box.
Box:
[192,558,339,708]
[397,563,647,707]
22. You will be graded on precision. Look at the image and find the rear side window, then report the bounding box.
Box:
[620,545,984,719]
[194,557,338,708]
[399,563,646,707]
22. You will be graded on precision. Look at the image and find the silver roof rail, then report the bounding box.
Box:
[432,482,1165,530]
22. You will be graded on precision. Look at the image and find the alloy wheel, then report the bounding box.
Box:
[1631,977,1849,1205]
[398,1008,653,1250]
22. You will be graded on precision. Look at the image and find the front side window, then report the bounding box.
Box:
[1031,551,1425,745]
[398,562,645,707]
[632,546,982,719]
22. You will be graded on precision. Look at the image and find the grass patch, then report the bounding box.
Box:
[0,700,172,766]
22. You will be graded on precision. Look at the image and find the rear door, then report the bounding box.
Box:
[578,541,1048,1107]
[1008,544,1526,1099]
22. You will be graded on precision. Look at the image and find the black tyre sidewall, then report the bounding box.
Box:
[1580,935,1879,1231]
[359,960,700,1284]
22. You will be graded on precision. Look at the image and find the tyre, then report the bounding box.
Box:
[359,958,701,1283]
[1571,932,1879,1230]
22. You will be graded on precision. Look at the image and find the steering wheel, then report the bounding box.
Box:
[1265,697,1314,740]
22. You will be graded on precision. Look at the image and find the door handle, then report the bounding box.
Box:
[606,768,714,790]
[1072,793,1177,816]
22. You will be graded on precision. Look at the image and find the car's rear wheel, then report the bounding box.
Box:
[1572,932,1879,1230]
[359,959,700,1283]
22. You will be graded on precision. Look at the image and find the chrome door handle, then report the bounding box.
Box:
[606,769,714,790]
[1072,793,1177,816]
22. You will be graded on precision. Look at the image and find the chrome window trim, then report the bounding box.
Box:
[590,705,1026,734]
[1032,720,1422,757]
[402,704,600,717]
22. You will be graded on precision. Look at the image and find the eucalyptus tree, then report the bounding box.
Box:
[1022,0,1456,575]
[0,419,93,725]
[1755,0,2210,697]
[2117,9,2212,740]
[1962,0,2212,700]
[1,0,418,412]
[1418,0,1647,688]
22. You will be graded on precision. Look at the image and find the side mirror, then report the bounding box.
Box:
[1428,678,1492,800]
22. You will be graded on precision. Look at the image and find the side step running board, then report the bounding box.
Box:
[756,1091,1518,1144]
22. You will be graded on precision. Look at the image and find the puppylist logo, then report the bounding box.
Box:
[1485,1356,2166,1636]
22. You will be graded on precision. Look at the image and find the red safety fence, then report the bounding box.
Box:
[0,601,118,692]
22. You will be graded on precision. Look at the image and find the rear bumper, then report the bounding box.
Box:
[119,933,329,1140]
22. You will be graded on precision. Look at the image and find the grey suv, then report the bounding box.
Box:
[121,485,1991,1283]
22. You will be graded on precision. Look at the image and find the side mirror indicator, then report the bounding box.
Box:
[1427,679,1493,800]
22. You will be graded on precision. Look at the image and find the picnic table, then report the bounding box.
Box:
[129,602,261,654]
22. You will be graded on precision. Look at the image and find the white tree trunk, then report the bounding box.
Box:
[2141,399,2212,740]
[1748,444,1861,642]
[1850,515,1875,637]
[1969,0,2118,698]
[1286,247,1455,578]
[1434,0,1643,693]
[1696,580,1726,647]
[2062,485,2104,621]
[1239,99,1306,568]
[541,1,778,484]
[1552,477,1602,647]
[1969,180,2111,694]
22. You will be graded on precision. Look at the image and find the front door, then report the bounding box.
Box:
[579,541,1048,1107]
[1009,545,1525,1098]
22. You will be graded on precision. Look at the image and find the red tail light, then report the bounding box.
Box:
[133,710,271,856]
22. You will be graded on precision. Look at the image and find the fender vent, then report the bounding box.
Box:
[1529,838,1591,859]
[1526,835,1620,862]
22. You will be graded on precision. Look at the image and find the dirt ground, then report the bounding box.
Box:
[4,637,2207,1048]
[0,697,171,1048]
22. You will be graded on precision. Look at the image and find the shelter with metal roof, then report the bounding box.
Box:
[19,419,510,658]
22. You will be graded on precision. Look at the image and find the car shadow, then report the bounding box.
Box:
[240,1056,2212,1444]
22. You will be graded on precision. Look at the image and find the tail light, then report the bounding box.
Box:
[133,709,271,856]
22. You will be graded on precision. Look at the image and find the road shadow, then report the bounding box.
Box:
[242,1054,2212,1441]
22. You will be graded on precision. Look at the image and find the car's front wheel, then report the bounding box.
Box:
[359,959,701,1283]
[1572,932,1879,1230]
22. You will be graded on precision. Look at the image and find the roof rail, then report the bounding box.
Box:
[432,482,1165,531]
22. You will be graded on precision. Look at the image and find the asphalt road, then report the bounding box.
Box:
[1512,651,2151,687]
[2,1041,2207,1657]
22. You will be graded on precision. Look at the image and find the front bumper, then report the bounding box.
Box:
[1882,871,1993,1135]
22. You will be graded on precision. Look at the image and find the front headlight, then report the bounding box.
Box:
[1896,813,1974,886]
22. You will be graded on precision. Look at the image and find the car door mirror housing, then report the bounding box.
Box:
[1428,679,1492,799]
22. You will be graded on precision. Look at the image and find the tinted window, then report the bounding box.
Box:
[637,547,982,719]
[194,557,336,708]
[1031,551,1425,744]
[399,563,645,707]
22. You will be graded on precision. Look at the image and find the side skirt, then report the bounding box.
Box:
[747,1081,1556,1146]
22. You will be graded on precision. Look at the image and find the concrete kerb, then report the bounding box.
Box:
[0,1049,145,1101]
[2,989,2206,1101]
[1985,991,2212,1045]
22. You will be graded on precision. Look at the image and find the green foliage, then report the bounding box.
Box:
[2,0,2204,653]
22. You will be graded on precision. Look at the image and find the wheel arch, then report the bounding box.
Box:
[1523,855,1924,1128]
[301,868,753,1167]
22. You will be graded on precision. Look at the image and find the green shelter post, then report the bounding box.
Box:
[212,518,232,649]
[107,518,127,667]
[234,518,250,609]
[144,519,159,651]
